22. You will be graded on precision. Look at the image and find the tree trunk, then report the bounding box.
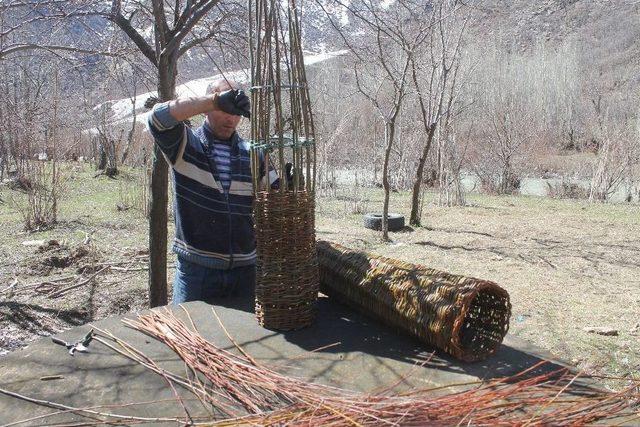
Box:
[121,102,136,165]
[0,147,6,182]
[97,141,107,170]
[409,124,436,226]
[381,121,395,241]
[500,155,512,195]
[148,53,177,308]
[105,138,118,177]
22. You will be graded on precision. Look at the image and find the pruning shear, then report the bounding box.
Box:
[51,329,94,356]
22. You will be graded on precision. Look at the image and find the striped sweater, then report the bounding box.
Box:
[147,102,277,269]
[210,139,232,193]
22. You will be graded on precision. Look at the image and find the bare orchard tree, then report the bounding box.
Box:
[470,48,535,195]
[409,0,467,225]
[1,60,65,230]
[319,0,430,240]
[93,104,121,177]
[477,102,531,194]
[2,0,245,306]
[312,57,360,196]
[588,103,640,203]
[436,123,467,206]
[90,54,148,176]
[0,60,49,179]
[110,57,144,166]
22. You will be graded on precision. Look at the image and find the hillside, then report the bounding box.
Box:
[3,1,637,100]
[170,0,640,103]
[468,0,640,95]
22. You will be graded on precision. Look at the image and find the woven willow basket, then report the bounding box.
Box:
[254,191,319,330]
[317,241,511,362]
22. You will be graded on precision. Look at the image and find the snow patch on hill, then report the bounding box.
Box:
[89,50,346,134]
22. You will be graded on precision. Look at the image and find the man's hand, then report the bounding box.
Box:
[162,89,251,122]
[216,89,251,118]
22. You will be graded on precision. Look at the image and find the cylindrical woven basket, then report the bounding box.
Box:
[317,241,511,362]
[254,190,318,330]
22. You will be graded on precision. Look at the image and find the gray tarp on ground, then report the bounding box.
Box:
[0,296,565,425]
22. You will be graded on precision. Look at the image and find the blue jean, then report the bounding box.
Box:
[172,257,256,305]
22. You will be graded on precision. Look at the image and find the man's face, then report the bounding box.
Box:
[206,108,241,140]
[205,82,242,140]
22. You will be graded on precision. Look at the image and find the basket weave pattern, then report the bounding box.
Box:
[317,241,511,362]
[249,0,319,330]
[254,191,318,330]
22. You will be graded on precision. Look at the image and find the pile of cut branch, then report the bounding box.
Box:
[85,308,639,426]
[2,244,153,300]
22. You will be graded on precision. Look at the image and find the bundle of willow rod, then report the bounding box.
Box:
[317,241,511,362]
[248,0,318,330]
[88,308,639,426]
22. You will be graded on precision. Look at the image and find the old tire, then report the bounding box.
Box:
[363,213,405,232]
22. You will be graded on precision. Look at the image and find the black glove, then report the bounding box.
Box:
[217,89,251,118]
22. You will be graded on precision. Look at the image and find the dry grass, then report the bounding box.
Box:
[317,188,640,388]
[0,163,174,355]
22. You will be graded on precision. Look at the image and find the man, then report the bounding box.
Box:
[147,78,277,305]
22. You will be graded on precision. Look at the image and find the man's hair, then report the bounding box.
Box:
[206,78,239,95]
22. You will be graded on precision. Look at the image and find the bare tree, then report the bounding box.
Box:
[2,0,244,306]
[1,60,65,230]
[588,101,639,202]
[94,104,121,177]
[107,0,244,306]
[477,103,531,194]
[409,0,467,225]
[467,46,536,195]
[0,60,48,178]
[436,123,467,206]
[110,58,142,166]
[89,55,146,176]
[319,0,430,240]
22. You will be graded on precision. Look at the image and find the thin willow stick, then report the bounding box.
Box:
[0,388,186,424]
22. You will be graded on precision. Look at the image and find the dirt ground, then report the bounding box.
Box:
[0,165,172,355]
[1,164,638,390]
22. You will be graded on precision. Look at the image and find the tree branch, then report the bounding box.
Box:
[151,0,171,49]
[173,0,194,34]
[165,0,220,55]
[0,43,122,59]
[110,1,158,66]
[177,12,227,56]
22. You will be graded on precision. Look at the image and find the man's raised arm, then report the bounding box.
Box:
[146,94,217,164]
[165,96,217,122]
[167,89,251,121]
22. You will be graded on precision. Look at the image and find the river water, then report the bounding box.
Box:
[327,169,639,203]
[460,175,639,203]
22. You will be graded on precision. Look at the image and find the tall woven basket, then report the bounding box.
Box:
[317,241,511,362]
[254,192,318,330]
[249,0,319,330]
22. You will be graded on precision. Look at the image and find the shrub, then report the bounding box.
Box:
[546,180,589,199]
[11,160,64,231]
